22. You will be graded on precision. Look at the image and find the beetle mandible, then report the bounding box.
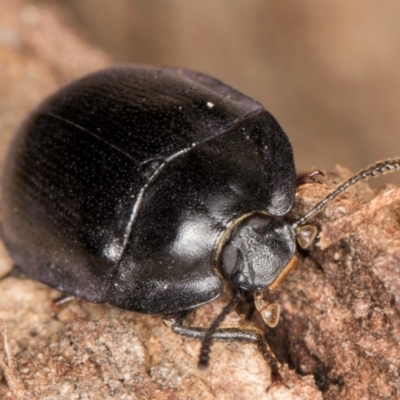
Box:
[1,65,399,388]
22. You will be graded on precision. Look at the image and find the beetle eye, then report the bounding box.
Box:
[221,244,240,277]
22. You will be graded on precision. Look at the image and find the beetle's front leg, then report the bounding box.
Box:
[163,313,285,391]
[297,169,325,186]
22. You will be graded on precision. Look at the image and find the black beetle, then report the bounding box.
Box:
[1,65,399,388]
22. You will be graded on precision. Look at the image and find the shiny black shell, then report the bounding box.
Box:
[1,65,296,314]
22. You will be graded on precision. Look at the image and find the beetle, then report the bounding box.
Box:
[1,65,399,389]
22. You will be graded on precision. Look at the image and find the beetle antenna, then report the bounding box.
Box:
[292,158,400,230]
[198,288,243,369]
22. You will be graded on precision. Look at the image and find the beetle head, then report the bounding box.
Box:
[221,214,298,291]
[222,158,400,294]
[218,158,400,330]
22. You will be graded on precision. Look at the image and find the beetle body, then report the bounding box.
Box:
[1,65,296,315]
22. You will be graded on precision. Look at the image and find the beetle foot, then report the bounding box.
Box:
[297,170,325,186]
[255,334,290,392]
[266,370,290,392]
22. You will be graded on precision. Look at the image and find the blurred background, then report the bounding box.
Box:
[8,0,400,183]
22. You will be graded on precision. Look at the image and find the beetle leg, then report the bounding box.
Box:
[163,314,286,391]
[0,266,76,316]
[51,295,76,318]
[297,170,325,186]
[52,295,75,308]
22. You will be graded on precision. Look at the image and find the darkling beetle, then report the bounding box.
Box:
[1,65,399,389]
